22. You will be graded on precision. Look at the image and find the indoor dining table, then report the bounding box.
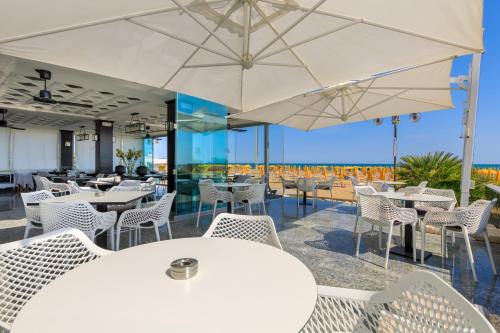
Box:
[10,237,317,333]
[378,191,455,261]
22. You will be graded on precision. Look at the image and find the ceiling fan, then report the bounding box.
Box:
[25,69,92,108]
[0,109,25,130]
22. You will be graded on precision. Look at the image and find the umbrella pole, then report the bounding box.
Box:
[392,117,399,182]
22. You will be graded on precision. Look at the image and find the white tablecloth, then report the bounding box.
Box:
[14,172,34,190]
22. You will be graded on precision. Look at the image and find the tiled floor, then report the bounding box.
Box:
[1,191,499,329]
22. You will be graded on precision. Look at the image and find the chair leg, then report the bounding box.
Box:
[262,201,267,215]
[330,190,334,206]
[421,222,426,264]
[355,219,363,257]
[483,231,497,275]
[412,224,416,262]
[441,228,447,259]
[23,223,31,239]
[196,201,202,229]
[212,202,217,222]
[378,226,383,250]
[384,224,394,269]
[154,224,161,242]
[138,227,142,244]
[463,229,477,282]
[400,225,405,245]
[166,220,173,240]
[248,203,252,215]
[128,229,132,248]
[109,226,115,251]
[116,226,121,250]
[353,212,359,237]
[134,228,138,246]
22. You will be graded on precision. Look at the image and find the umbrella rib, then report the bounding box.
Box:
[161,0,242,88]
[0,0,227,44]
[259,0,482,53]
[344,79,376,117]
[253,0,327,59]
[345,94,367,121]
[252,3,323,86]
[349,89,409,118]
[126,19,239,62]
[306,92,339,131]
[183,63,241,68]
[252,62,305,68]
[170,0,242,59]
[276,96,327,125]
[363,90,453,108]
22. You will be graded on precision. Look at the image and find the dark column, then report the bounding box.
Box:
[60,130,73,170]
[166,100,176,195]
[95,120,114,174]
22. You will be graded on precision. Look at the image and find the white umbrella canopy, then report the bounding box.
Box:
[229,57,454,130]
[0,0,482,111]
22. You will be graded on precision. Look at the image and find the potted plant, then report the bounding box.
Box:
[136,165,148,177]
[115,148,142,176]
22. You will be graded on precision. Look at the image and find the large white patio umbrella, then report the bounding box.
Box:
[229,57,454,130]
[0,0,482,111]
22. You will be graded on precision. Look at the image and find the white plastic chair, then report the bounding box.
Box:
[118,180,141,187]
[39,176,70,195]
[397,181,428,195]
[20,190,55,239]
[367,181,389,192]
[115,191,176,250]
[40,201,117,249]
[203,213,282,249]
[297,178,318,207]
[301,270,495,333]
[316,176,336,204]
[197,179,234,228]
[356,194,418,269]
[350,176,366,203]
[280,176,298,200]
[0,228,110,331]
[233,183,267,215]
[414,187,457,214]
[352,185,376,235]
[67,180,99,194]
[107,185,142,213]
[421,198,497,281]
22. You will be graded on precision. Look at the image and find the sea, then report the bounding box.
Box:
[231,163,500,169]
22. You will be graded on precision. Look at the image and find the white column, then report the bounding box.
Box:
[460,53,482,207]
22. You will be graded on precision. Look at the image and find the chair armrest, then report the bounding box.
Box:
[422,210,465,227]
[98,211,117,230]
[117,207,155,227]
[396,207,418,225]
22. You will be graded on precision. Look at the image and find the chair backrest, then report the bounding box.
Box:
[39,176,52,190]
[462,198,497,234]
[358,194,400,225]
[350,176,359,186]
[354,185,376,196]
[67,180,82,194]
[367,181,389,192]
[21,190,55,223]
[419,188,457,211]
[119,180,141,187]
[0,228,109,330]
[97,176,116,183]
[280,176,296,187]
[133,191,176,228]
[33,175,44,190]
[247,178,261,184]
[318,176,336,188]
[297,178,317,191]
[199,180,218,203]
[239,183,266,202]
[234,175,251,183]
[357,270,496,333]
[203,213,282,249]
[145,177,155,183]
[418,181,428,188]
[40,201,107,240]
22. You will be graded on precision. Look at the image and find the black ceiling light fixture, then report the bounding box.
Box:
[124,112,146,133]
[76,126,89,141]
[0,109,25,130]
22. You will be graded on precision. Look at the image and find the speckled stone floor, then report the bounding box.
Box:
[1,192,499,330]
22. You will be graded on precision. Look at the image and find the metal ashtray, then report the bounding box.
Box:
[94,191,105,197]
[168,258,198,280]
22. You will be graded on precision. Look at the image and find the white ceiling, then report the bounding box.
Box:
[0,54,176,133]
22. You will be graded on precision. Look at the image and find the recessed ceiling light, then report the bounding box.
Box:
[66,84,83,89]
[117,101,129,104]
[99,91,114,95]
[107,104,117,107]
[24,75,43,81]
[8,93,23,97]
[57,89,73,94]
[127,97,141,101]
[52,94,64,98]
[17,82,38,87]
[14,88,30,93]
[99,107,109,110]
[1,101,13,105]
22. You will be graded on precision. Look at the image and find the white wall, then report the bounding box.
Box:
[12,128,59,171]
[0,128,10,170]
[74,139,95,173]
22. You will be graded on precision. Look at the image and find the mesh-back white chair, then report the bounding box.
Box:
[116,191,176,250]
[20,190,55,239]
[234,175,251,183]
[421,199,497,281]
[40,201,117,249]
[197,180,234,228]
[39,176,70,195]
[118,180,141,187]
[356,194,418,269]
[0,228,110,331]
[397,181,428,195]
[67,180,99,194]
[107,185,142,213]
[33,175,44,191]
[203,213,282,249]
[316,177,336,204]
[301,270,495,333]
[233,183,267,215]
[414,188,457,214]
[297,178,318,207]
[280,176,298,200]
[352,185,377,235]
[367,181,389,192]
[350,176,366,203]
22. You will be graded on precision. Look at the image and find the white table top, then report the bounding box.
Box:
[370,180,406,185]
[213,182,252,187]
[44,191,151,205]
[11,238,317,333]
[378,191,455,202]
[486,184,500,195]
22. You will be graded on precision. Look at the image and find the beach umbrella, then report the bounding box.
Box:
[230,57,455,130]
[0,1,482,112]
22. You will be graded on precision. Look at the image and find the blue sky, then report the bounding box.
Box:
[227,0,500,165]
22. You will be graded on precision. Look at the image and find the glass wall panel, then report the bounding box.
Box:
[143,138,154,170]
[176,93,228,214]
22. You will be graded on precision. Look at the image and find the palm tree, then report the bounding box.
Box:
[398,152,462,188]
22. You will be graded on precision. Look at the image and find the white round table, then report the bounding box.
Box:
[214,183,252,211]
[377,192,455,260]
[11,238,317,333]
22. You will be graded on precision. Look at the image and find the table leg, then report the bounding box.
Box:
[389,200,432,261]
[95,204,110,249]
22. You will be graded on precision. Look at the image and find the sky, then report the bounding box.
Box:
[153,1,499,165]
